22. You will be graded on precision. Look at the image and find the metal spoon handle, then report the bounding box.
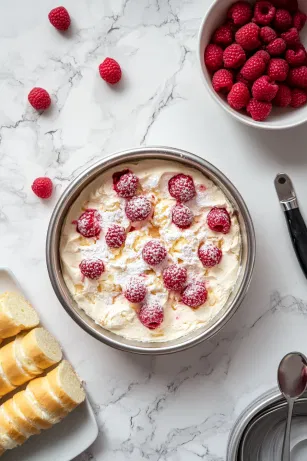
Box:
[282,399,294,461]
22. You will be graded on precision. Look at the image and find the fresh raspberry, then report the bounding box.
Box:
[252,75,278,101]
[198,243,222,268]
[142,240,167,266]
[28,88,51,111]
[235,23,261,51]
[293,11,307,31]
[204,44,224,72]
[163,265,187,291]
[227,1,253,26]
[223,44,246,69]
[241,56,266,81]
[266,38,286,56]
[125,196,152,221]
[212,24,233,48]
[212,69,234,93]
[48,6,71,31]
[286,48,306,67]
[271,0,298,12]
[254,50,271,64]
[105,225,126,248]
[138,302,164,329]
[168,174,196,202]
[227,82,250,109]
[260,26,277,44]
[253,2,276,26]
[31,177,53,199]
[114,172,139,198]
[273,84,292,106]
[288,66,307,88]
[99,58,122,84]
[76,209,102,238]
[247,98,272,120]
[124,277,147,303]
[236,72,252,88]
[274,9,292,31]
[181,282,208,308]
[280,27,300,46]
[207,207,231,234]
[267,58,289,81]
[79,259,104,280]
[290,88,307,107]
[172,204,193,229]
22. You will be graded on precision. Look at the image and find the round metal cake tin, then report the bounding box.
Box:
[46,146,256,354]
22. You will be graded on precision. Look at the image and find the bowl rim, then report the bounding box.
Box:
[197,0,307,131]
[46,146,256,354]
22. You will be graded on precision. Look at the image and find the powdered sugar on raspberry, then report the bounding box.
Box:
[125,196,152,221]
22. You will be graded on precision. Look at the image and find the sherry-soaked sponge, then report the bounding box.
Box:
[46,360,85,411]
[0,292,39,339]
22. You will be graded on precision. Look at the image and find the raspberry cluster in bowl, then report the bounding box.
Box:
[204,0,307,121]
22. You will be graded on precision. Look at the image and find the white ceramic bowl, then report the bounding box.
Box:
[198,0,307,130]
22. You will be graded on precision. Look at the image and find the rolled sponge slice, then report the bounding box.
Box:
[28,377,68,420]
[0,292,39,339]
[0,406,26,447]
[0,341,33,387]
[2,399,40,437]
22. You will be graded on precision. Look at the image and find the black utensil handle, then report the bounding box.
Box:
[285,208,307,279]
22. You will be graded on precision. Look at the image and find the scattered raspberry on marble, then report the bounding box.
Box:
[290,88,307,107]
[124,277,147,303]
[253,1,276,26]
[293,11,307,31]
[138,301,164,329]
[280,27,300,46]
[105,224,126,248]
[76,209,102,238]
[260,26,277,43]
[48,6,71,31]
[247,98,273,120]
[254,50,271,64]
[163,265,187,291]
[142,240,167,266]
[168,174,196,203]
[198,243,223,268]
[227,1,253,26]
[235,23,261,50]
[267,58,289,81]
[286,47,306,67]
[241,56,266,81]
[288,66,307,88]
[31,177,53,199]
[212,69,234,93]
[114,172,139,198]
[99,58,122,84]
[172,204,194,229]
[125,196,152,221]
[212,24,233,48]
[204,44,224,72]
[252,76,278,102]
[181,282,208,308]
[273,8,292,30]
[28,88,51,111]
[267,38,286,56]
[273,84,292,106]
[227,82,250,110]
[223,44,246,69]
[207,207,231,234]
[79,259,105,280]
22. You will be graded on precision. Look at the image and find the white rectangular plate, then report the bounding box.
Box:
[0,267,98,461]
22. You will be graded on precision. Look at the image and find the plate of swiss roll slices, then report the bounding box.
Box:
[0,268,98,460]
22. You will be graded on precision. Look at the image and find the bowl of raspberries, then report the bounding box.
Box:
[199,0,307,128]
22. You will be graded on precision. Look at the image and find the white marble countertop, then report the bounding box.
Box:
[1,0,307,459]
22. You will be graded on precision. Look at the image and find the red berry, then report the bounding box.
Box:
[235,23,261,51]
[260,26,277,44]
[274,9,292,31]
[286,48,306,67]
[273,84,292,106]
[212,24,233,48]
[207,207,231,234]
[105,225,126,248]
[142,240,167,266]
[290,88,307,107]
[31,177,53,199]
[114,172,139,198]
[227,1,253,26]
[204,44,224,72]
[172,204,193,229]
[236,72,252,88]
[280,27,300,47]
[241,56,266,81]
[223,44,246,69]
[76,209,102,238]
[138,301,164,329]
[288,66,307,88]
[267,58,289,81]
[168,174,196,202]
[252,75,278,101]
[125,196,152,221]
[254,50,271,64]
[163,265,187,291]
[227,82,250,110]
[48,6,70,31]
[198,243,222,268]
[253,1,276,26]
[293,11,307,31]
[271,0,298,12]
[99,58,122,84]
[28,88,51,111]
[267,38,286,56]
[212,69,234,93]
[247,98,272,120]
[181,282,208,308]
[79,259,104,280]
[124,277,147,303]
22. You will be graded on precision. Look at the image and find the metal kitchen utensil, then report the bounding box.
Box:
[275,174,307,279]
[277,353,307,461]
